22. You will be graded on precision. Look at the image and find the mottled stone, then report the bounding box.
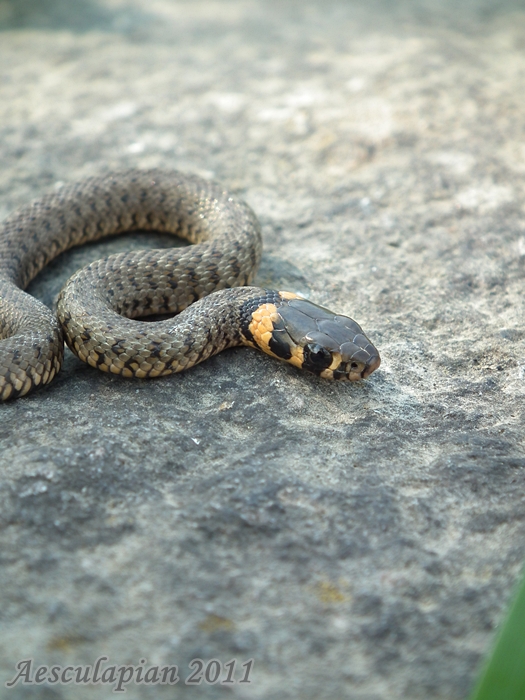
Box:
[1,1,525,699]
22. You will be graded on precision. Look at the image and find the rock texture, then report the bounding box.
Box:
[1,1,525,698]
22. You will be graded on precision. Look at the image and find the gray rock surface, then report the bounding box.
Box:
[1,1,525,698]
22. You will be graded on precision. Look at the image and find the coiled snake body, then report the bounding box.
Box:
[0,169,380,400]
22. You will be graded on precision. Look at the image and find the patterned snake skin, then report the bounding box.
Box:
[0,169,380,401]
[0,170,262,399]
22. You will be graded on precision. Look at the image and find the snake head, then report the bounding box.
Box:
[243,292,380,381]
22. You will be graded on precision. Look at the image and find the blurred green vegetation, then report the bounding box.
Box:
[469,570,525,700]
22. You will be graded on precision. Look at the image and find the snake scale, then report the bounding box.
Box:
[0,169,380,400]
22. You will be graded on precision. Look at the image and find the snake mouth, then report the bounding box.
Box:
[361,353,381,379]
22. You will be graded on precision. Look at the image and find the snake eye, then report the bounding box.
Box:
[304,343,332,370]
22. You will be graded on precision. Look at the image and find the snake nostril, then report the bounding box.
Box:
[361,354,381,378]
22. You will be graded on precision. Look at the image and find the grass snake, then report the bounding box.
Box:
[0,169,380,400]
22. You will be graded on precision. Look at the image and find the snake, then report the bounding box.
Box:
[0,169,380,401]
